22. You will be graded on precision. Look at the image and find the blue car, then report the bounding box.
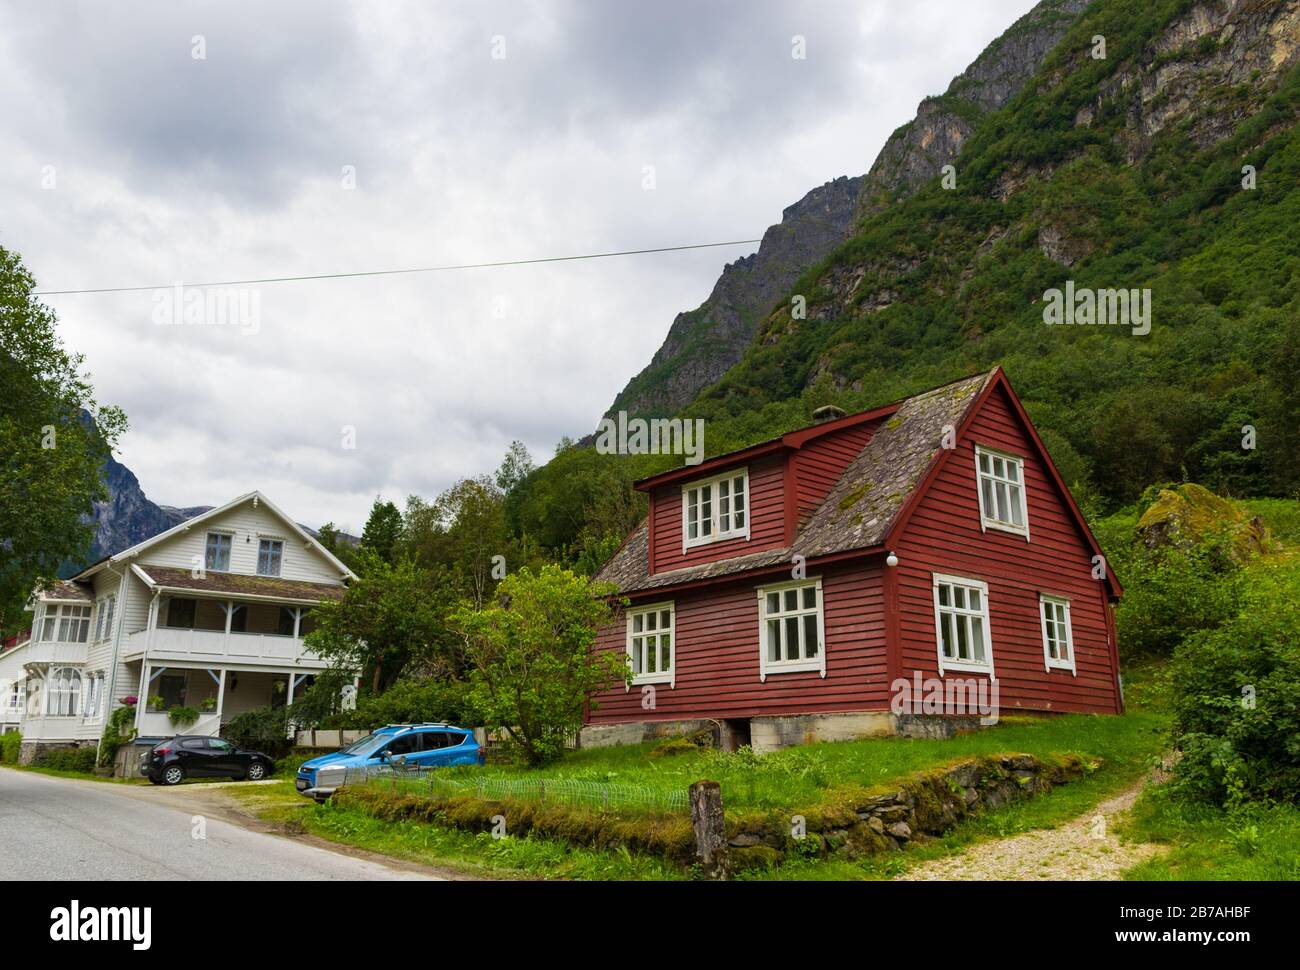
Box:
[296,723,483,801]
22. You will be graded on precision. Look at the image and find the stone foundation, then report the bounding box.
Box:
[583,710,989,754]
[580,718,736,751]
[18,740,82,766]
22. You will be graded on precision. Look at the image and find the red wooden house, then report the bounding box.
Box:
[587,368,1123,752]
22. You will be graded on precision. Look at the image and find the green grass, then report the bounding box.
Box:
[229,781,684,881]
[0,763,145,784]
[1120,786,1300,880]
[1242,497,1300,546]
[460,710,1168,812]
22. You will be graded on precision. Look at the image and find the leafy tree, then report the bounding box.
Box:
[404,476,521,609]
[450,565,629,766]
[305,554,456,693]
[494,439,534,493]
[358,498,403,564]
[0,244,125,635]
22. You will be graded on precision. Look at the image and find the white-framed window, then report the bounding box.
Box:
[83,673,105,719]
[46,667,82,717]
[94,594,117,643]
[683,468,749,549]
[627,602,674,686]
[4,680,24,713]
[257,538,284,577]
[205,531,233,571]
[39,604,92,643]
[1040,594,1076,675]
[932,574,994,675]
[757,578,825,680]
[974,445,1029,537]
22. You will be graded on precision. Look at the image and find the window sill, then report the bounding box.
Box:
[630,672,674,687]
[762,659,824,679]
[980,519,1029,539]
[682,532,750,552]
[1045,660,1077,675]
[939,659,994,675]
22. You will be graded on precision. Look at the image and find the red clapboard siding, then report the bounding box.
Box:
[650,454,786,574]
[793,420,881,525]
[893,383,1120,714]
[588,561,889,724]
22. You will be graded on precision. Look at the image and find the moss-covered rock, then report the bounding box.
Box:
[1136,483,1277,563]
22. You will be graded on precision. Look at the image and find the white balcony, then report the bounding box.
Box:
[122,627,325,668]
[18,639,90,667]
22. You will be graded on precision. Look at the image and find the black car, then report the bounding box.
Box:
[141,736,275,785]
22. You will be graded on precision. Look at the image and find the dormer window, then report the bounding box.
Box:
[974,446,1029,537]
[683,468,749,549]
[205,532,233,571]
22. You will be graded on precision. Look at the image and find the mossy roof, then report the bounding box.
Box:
[595,371,997,594]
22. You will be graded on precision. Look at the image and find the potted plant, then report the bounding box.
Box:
[147,694,165,713]
[199,697,217,713]
[168,706,199,729]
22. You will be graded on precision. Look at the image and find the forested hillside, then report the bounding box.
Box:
[512,0,1300,562]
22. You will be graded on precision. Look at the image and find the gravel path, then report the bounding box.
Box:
[895,779,1165,881]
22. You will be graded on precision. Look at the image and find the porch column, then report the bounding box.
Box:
[224,600,234,656]
[292,607,302,639]
[214,669,226,728]
[134,662,150,732]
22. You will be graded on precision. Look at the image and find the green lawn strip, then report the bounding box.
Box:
[1,764,146,784]
[1118,787,1300,881]
[462,710,1169,813]
[226,781,684,881]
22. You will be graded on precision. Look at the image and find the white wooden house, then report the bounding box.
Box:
[1,492,355,765]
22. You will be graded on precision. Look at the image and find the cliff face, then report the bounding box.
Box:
[857,0,1092,215]
[600,0,1092,424]
[87,455,208,564]
[605,174,864,420]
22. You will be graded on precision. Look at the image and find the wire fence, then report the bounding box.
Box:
[356,763,689,814]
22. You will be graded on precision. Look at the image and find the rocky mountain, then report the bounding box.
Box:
[87,455,210,564]
[686,0,1300,502]
[601,0,1093,423]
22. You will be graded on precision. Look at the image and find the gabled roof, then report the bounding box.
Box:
[595,367,1121,601]
[596,371,997,594]
[36,580,95,603]
[132,564,347,603]
[73,491,357,583]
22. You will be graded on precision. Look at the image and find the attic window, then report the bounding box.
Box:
[683,469,749,550]
[974,446,1029,537]
[205,532,232,571]
[257,539,284,577]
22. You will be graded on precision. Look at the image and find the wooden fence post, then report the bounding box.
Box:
[688,780,729,880]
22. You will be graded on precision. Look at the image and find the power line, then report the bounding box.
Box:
[33,238,764,296]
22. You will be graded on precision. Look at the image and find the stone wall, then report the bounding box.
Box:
[725,753,1090,871]
[18,740,84,766]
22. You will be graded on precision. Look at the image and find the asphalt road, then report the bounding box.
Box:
[0,767,441,880]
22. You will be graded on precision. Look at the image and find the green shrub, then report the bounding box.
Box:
[0,731,21,765]
[36,746,98,773]
[98,702,137,768]
[1115,540,1244,659]
[168,705,199,728]
[1168,564,1300,806]
[223,706,293,758]
[316,677,481,731]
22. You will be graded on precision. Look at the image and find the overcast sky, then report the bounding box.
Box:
[1,0,1037,532]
